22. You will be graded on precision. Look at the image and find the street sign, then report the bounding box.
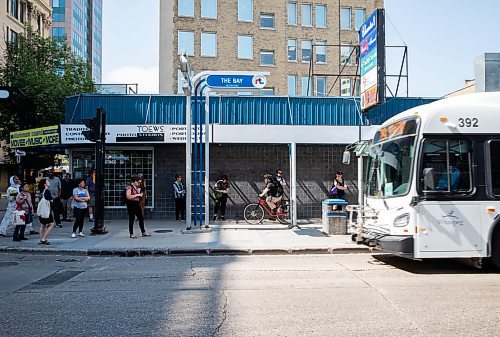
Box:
[15,150,26,156]
[206,74,267,89]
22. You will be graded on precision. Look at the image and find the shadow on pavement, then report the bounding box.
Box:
[373,254,499,274]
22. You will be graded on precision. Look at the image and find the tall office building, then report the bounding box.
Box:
[51,0,103,83]
[160,0,383,96]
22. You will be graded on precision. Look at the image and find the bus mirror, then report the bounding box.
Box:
[342,150,351,165]
[410,196,419,206]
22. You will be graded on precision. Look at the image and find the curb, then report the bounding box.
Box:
[0,245,370,257]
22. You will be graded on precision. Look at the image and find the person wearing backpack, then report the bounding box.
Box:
[259,173,284,214]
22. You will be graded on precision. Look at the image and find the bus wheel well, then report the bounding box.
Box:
[485,221,500,270]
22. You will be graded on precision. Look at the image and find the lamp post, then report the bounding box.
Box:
[180,52,193,229]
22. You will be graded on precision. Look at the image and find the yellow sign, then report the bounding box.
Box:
[10,125,60,148]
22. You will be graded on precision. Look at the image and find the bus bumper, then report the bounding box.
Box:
[376,235,414,258]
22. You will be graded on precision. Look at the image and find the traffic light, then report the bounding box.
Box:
[82,117,99,141]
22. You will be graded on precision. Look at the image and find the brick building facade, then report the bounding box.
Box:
[160,0,383,96]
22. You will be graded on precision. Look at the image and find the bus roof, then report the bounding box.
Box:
[381,92,500,135]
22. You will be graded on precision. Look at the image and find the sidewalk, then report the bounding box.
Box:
[0,216,368,256]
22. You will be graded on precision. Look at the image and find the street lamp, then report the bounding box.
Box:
[179,51,193,229]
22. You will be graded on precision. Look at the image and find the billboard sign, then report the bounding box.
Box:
[10,125,60,148]
[359,9,385,111]
[206,74,267,89]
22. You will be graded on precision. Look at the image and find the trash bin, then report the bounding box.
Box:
[322,199,348,235]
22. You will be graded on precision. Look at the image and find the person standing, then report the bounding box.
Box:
[13,182,34,241]
[275,169,288,189]
[46,170,63,228]
[71,178,90,238]
[213,175,230,221]
[37,179,55,245]
[126,176,151,239]
[0,176,21,237]
[173,174,186,221]
[330,171,347,210]
[85,169,96,222]
[60,173,75,222]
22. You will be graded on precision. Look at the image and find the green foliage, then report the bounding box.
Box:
[0,26,95,141]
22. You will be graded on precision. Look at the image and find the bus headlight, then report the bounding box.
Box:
[393,213,410,227]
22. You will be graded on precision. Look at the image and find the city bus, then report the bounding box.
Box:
[357,92,500,269]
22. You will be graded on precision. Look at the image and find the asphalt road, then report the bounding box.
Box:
[0,253,499,337]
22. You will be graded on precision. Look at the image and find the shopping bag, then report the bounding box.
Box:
[37,197,51,219]
[13,210,26,226]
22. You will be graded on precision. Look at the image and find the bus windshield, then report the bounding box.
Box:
[366,118,419,198]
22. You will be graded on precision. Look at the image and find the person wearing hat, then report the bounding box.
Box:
[330,171,347,200]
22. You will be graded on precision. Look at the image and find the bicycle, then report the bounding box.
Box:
[243,196,290,225]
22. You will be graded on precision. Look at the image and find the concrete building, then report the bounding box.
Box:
[160,0,383,96]
[51,0,103,83]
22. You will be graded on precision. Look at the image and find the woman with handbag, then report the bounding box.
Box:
[13,182,34,241]
[330,171,347,200]
[212,175,230,221]
[37,179,55,245]
[0,176,21,237]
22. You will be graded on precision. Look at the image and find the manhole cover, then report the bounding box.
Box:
[154,229,173,234]
[0,261,19,267]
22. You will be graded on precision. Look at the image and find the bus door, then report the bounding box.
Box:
[415,139,482,253]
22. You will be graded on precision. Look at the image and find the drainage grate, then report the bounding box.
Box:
[0,261,19,267]
[20,270,84,291]
[154,229,173,234]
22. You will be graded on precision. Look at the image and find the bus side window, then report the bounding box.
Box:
[490,140,500,196]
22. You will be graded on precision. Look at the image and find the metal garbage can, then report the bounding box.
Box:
[322,199,348,235]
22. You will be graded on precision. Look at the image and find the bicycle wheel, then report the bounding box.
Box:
[277,211,290,224]
[244,203,265,224]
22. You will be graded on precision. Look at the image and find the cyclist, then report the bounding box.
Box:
[259,173,283,214]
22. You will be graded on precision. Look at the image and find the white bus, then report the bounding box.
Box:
[358,92,500,269]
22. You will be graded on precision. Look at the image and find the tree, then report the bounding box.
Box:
[0,26,95,166]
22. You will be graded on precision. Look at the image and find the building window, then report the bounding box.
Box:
[238,0,253,22]
[316,77,327,96]
[178,0,194,16]
[8,0,19,19]
[201,32,217,57]
[178,31,195,56]
[6,28,19,46]
[301,4,312,26]
[341,78,351,96]
[355,8,365,31]
[316,4,327,27]
[177,70,188,94]
[72,149,154,208]
[288,75,296,96]
[37,14,42,33]
[340,45,353,65]
[19,1,26,24]
[260,88,274,96]
[52,27,65,41]
[52,1,65,22]
[201,0,217,18]
[287,39,297,61]
[238,35,253,59]
[287,2,297,25]
[316,41,326,63]
[340,7,351,30]
[260,50,275,65]
[301,76,312,96]
[301,40,312,62]
[260,13,275,29]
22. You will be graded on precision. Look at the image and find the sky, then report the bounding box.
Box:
[102,0,500,97]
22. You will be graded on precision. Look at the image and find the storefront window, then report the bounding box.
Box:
[71,149,153,207]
